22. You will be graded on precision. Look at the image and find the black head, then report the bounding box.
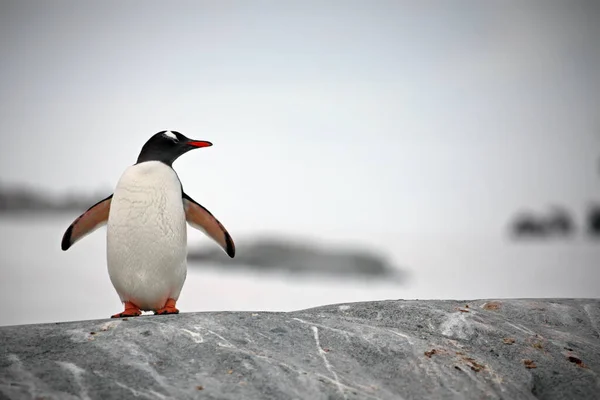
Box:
[136,130,212,166]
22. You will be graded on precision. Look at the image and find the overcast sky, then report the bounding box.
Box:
[1,0,599,240]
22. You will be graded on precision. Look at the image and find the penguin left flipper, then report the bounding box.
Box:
[182,192,235,258]
[61,194,113,251]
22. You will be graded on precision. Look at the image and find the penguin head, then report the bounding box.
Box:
[136,130,213,166]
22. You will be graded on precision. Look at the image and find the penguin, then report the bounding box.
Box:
[61,130,235,318]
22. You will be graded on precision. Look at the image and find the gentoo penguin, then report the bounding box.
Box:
[61,130,235,318]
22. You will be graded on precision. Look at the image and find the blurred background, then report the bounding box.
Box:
[1,0,599,327]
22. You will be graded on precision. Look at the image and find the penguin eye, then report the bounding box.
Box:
[163,131,178,142]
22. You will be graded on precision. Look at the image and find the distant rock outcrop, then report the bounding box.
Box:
[510,206,576,239]
[0,299,599,399]
[509,152,600,241]
[188,238,403,281]
[0,183,109,214]
[588,203,600,238]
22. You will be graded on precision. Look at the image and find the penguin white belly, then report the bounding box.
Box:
[107,161,187,311]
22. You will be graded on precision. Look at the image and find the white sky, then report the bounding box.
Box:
[1,0,599,240]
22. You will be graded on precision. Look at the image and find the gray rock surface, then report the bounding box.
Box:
[1,299,599,400]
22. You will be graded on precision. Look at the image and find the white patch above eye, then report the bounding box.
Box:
[163,131,178,141]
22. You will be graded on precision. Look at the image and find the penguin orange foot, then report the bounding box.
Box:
[111,301,142,318]
[154,298,179,315]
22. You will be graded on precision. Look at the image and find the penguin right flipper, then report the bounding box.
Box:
[182,192,235,258]
[61,194,113,251]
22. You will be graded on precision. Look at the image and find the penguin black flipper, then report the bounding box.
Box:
[182,192,235,258]
[61,194,113,251]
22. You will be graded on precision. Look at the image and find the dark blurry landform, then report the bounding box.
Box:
[510,206,576,238]
[0,182,110,214]
[587,204,600,237]
[509,204,600,240]
[187,237,404,281]
[509,155,600,240]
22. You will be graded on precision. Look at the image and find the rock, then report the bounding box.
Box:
[510,207,576,239]
[587,203,600,238]
[1,299,599,399]
[0,183,111,214]
[187,238,404,281]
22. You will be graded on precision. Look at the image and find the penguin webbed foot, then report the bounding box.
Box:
[111,301,142,318]
[154,298,179,315]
